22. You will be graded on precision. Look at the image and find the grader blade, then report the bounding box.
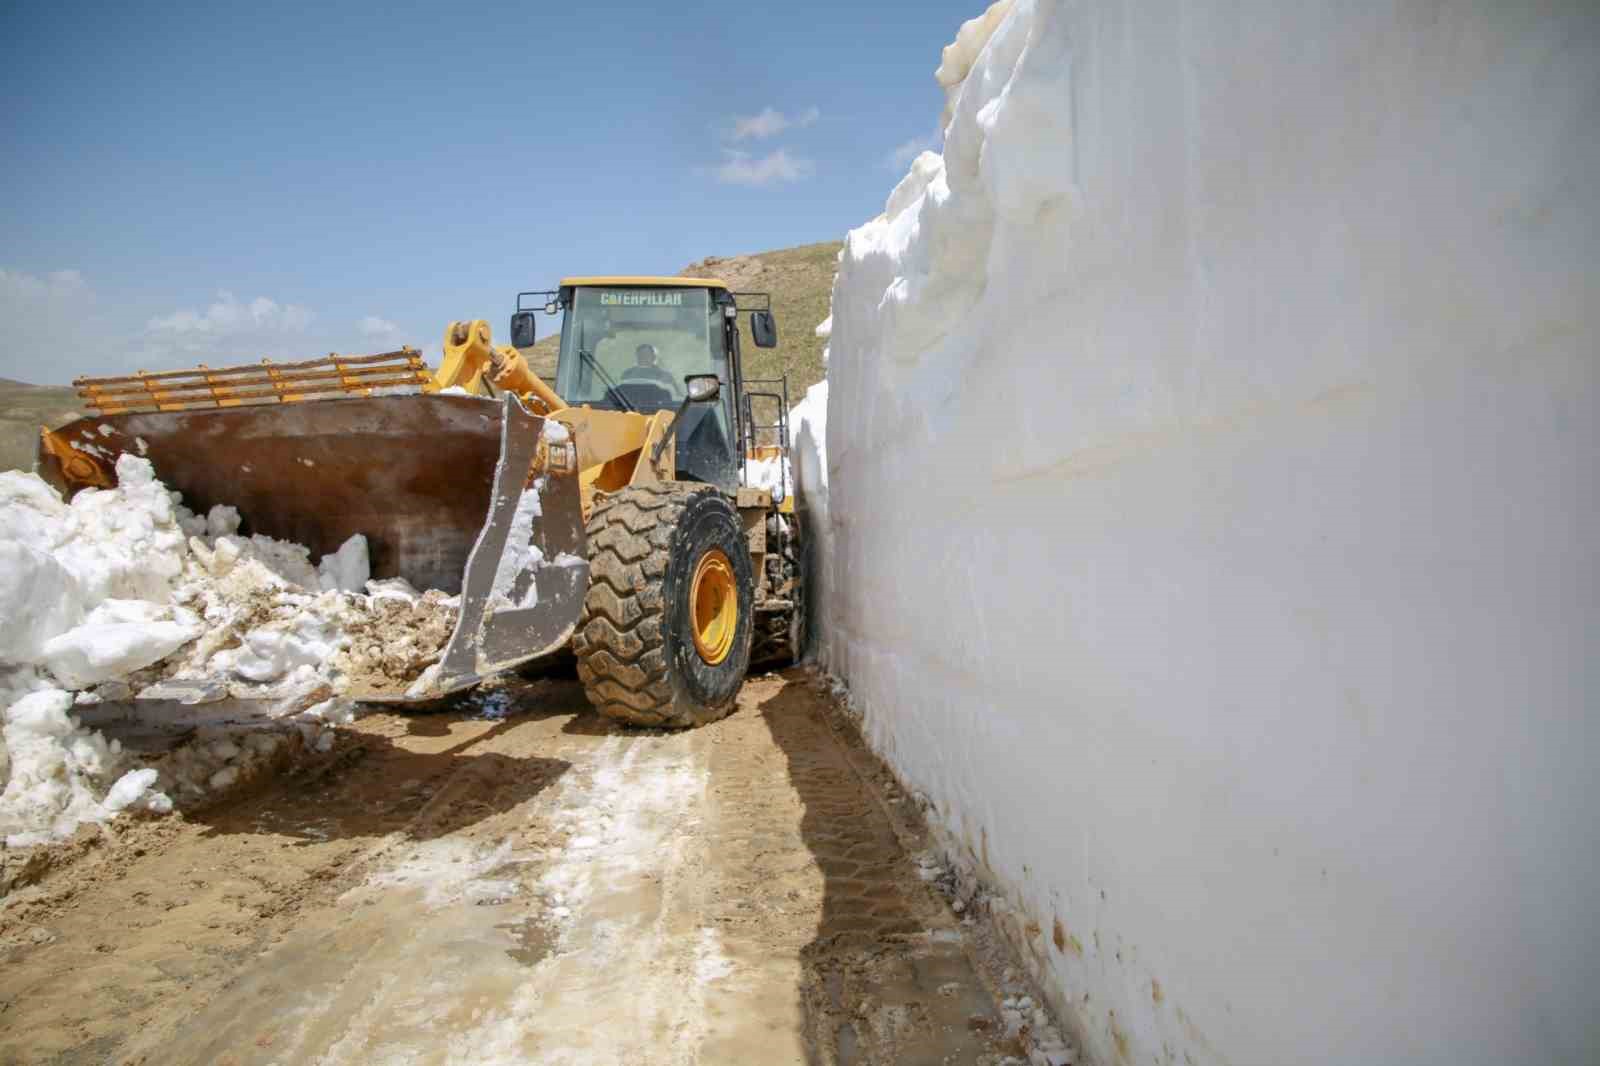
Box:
[38,386,588,704]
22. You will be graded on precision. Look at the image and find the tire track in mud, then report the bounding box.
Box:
[745,680,1020,1065]
[1,671,1042,1066]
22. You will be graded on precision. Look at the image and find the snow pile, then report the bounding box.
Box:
[488,478,545,608]
[0,455,456,845]
[740,454,790,501]
[816,1,1599,1064]
[0,671,172,846]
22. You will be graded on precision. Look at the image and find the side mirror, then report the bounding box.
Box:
[685,374,721,402]
[750,309,778,348]
[509,310,537,348]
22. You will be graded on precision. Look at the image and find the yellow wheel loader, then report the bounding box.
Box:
[37,277,805,728]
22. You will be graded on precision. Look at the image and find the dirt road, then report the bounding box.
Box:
[0,670,1042,1065]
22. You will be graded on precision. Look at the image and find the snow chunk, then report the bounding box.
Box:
[487,481,545,608]
[743,455,790,500]
[367,577,422,604]
[0,685,124,846]
[207,596,346,683]
[0,540,86,662]
[102,767,162,813]
[317,533,371,593]
[935,0,1015,130]
[39,600,203,688]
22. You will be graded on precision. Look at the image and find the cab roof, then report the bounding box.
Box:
[560,275,729,290]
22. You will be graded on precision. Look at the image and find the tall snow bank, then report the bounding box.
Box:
[818,2,1600,1064]
[790,379,829,659]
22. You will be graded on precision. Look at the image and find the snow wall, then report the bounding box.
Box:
[803,1,1600,1063]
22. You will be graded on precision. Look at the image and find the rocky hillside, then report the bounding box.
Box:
[681,240,838,402]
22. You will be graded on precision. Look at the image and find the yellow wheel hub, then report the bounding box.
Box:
[689,548,737,665]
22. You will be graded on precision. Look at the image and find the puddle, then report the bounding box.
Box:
[496,916,559,967]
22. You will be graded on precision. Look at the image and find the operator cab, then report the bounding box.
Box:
[555,279,728,412]
[512,277,778,494]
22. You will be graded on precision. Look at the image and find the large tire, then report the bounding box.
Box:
[575,483,755,727]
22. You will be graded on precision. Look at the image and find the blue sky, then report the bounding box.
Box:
[0,0,978,384]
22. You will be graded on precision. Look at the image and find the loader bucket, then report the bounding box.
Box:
[37,392,588,703]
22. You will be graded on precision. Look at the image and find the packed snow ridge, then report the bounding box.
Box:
[0,454,456,846]
[802,0,1600,1063]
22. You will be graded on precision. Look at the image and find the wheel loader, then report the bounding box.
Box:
[36,276,805,728]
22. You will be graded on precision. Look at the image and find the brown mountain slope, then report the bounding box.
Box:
[0,379,83,473]
[681,240,838,403]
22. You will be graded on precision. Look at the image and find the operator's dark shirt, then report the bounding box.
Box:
[621,364,678,390]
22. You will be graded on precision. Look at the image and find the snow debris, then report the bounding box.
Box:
[146,725,291,805]
[39,600,202,689]
[0,679,170,847]
[0,540,86,662]
[741,454,790,500]
[357,837,520,909]
[487,479,545,609]
[0,454,458,844]
[999,992,1076,1066]
[366,576,423,604]
[317,533,370,593]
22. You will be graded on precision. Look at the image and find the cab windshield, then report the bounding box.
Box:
[555,286,727,412]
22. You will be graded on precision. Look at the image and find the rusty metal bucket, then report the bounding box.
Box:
[37,390,588,702]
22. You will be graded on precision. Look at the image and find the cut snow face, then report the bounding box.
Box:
[816,1,1600,1064]
[0,454,459,846]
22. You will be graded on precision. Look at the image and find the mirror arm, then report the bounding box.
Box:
[651,391,698,466]
[652,376,720,466]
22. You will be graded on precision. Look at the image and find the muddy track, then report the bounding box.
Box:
[0,670,1039,1065]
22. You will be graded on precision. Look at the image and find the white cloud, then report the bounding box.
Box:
[711,148,814,187]
[145,291,312,339]
[140,290,316,364]
[356,315,412,352]
[0,271,425,384]
[886,134,940,171]
[731,106,820,141]
[358,315,400,336]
